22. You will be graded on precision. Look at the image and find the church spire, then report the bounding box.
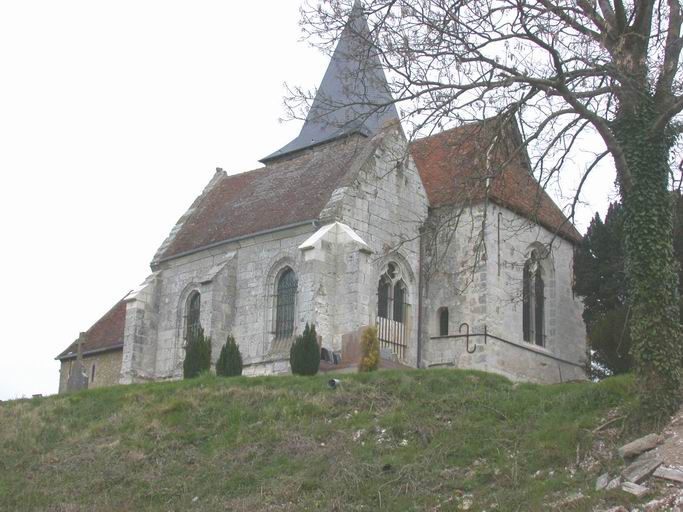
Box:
[261,0,399,163]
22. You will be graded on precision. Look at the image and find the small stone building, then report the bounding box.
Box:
[56,298,126,393]
[56,4,586,391]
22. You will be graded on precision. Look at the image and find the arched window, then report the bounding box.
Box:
[393,282,405,322]
[376,263,407,324]
[439,308,449,336]
[186,291,201,344]
[377,278,390,319]
[523,249,545,346]
[275,268,297,339]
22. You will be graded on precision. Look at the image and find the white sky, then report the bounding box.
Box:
[0,1,616,400]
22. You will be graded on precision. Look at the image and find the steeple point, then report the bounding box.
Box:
[261,1,399,163]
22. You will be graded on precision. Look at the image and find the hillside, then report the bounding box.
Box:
[0,369,661,511]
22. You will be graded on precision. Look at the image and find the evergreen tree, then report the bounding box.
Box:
[289,323,320,376]
[216,335,243,377]
[183,327,212,379]
[574,194,683,377]
[359,326,380,372]
[573,203,627,328]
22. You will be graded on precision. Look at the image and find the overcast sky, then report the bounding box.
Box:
[0,1,616,400]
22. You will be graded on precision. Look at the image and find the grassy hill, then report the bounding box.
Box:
[0,369,647,511]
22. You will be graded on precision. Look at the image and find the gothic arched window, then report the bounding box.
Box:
[275,268,297,339]
[186,291,201,344]
[377,278,390,319]
[523,249,545,346]
[393,281,405,323]
[376,263,407,324]
[439,307,449,336]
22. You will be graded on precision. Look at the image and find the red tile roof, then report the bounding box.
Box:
[154,134,374,263]
[411,119,581,243]
[56,297,128,360]
[154,120,579,266]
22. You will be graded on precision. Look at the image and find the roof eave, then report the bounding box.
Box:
[55,343,124,361]
[259,130,369,164]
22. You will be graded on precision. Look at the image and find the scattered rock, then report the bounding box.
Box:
[653,465,683,483]
[557,492,585,508]
[596,472,610,491]
[622,481,650,498]
[607,476,622,490]
[619,433,663,459]
[622,454,662,483]
[459,494,473,510]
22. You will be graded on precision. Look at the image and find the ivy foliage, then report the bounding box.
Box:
[612,100,683,418]
[290,323,320,376]
[216,335,243,377]
[183,327,212,379]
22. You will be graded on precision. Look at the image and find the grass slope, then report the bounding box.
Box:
[0,369,643,511]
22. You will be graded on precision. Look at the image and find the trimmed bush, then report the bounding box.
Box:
[290,323,320,376]
[183,327,212,379]
[216,335,243,377]
[359,326,380,372]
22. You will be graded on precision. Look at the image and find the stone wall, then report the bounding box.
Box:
[58,349,123,393]
[321,127,430,366]
[125,224,319,381]
[117,127,584,384]
[420,202,586,383]
[120,127,431,381]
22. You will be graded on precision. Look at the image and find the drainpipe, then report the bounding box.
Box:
[417,223,425,368]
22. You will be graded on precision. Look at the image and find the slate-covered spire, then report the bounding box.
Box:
[261,0,400,163]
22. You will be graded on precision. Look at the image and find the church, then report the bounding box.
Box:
[56,4,586,393]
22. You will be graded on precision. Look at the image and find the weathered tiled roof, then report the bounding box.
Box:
[411,120,581,243]
[153,134,374,264]
[56,297,128,360]
[261,1,398,163]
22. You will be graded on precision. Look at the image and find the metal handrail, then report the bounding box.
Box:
[430,322,584,369]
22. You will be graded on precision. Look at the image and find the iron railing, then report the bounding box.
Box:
[429,322,582,369]
[376,316,406,360]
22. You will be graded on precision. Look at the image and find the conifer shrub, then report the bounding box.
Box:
[359,326,380,372]
[183,327,212,379]
[289,323,320,376]
[216,335,243,377]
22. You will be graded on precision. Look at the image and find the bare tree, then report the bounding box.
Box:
[295,0,683,416]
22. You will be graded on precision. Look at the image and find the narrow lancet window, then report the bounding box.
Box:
[275,268,297,339]
[522,249,545,346]
[378,279,390,319]
[186,291,202,344]
[393,282,405,323]
[439,308,449,336]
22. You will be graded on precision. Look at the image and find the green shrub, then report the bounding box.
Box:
[183,328,212,379]
[289,323,320,376]
[359,326,380,372]
[216,335,243,377]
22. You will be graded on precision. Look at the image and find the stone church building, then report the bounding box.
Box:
[57,4,586,393]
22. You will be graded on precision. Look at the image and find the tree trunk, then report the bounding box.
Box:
[613,100,682,418]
